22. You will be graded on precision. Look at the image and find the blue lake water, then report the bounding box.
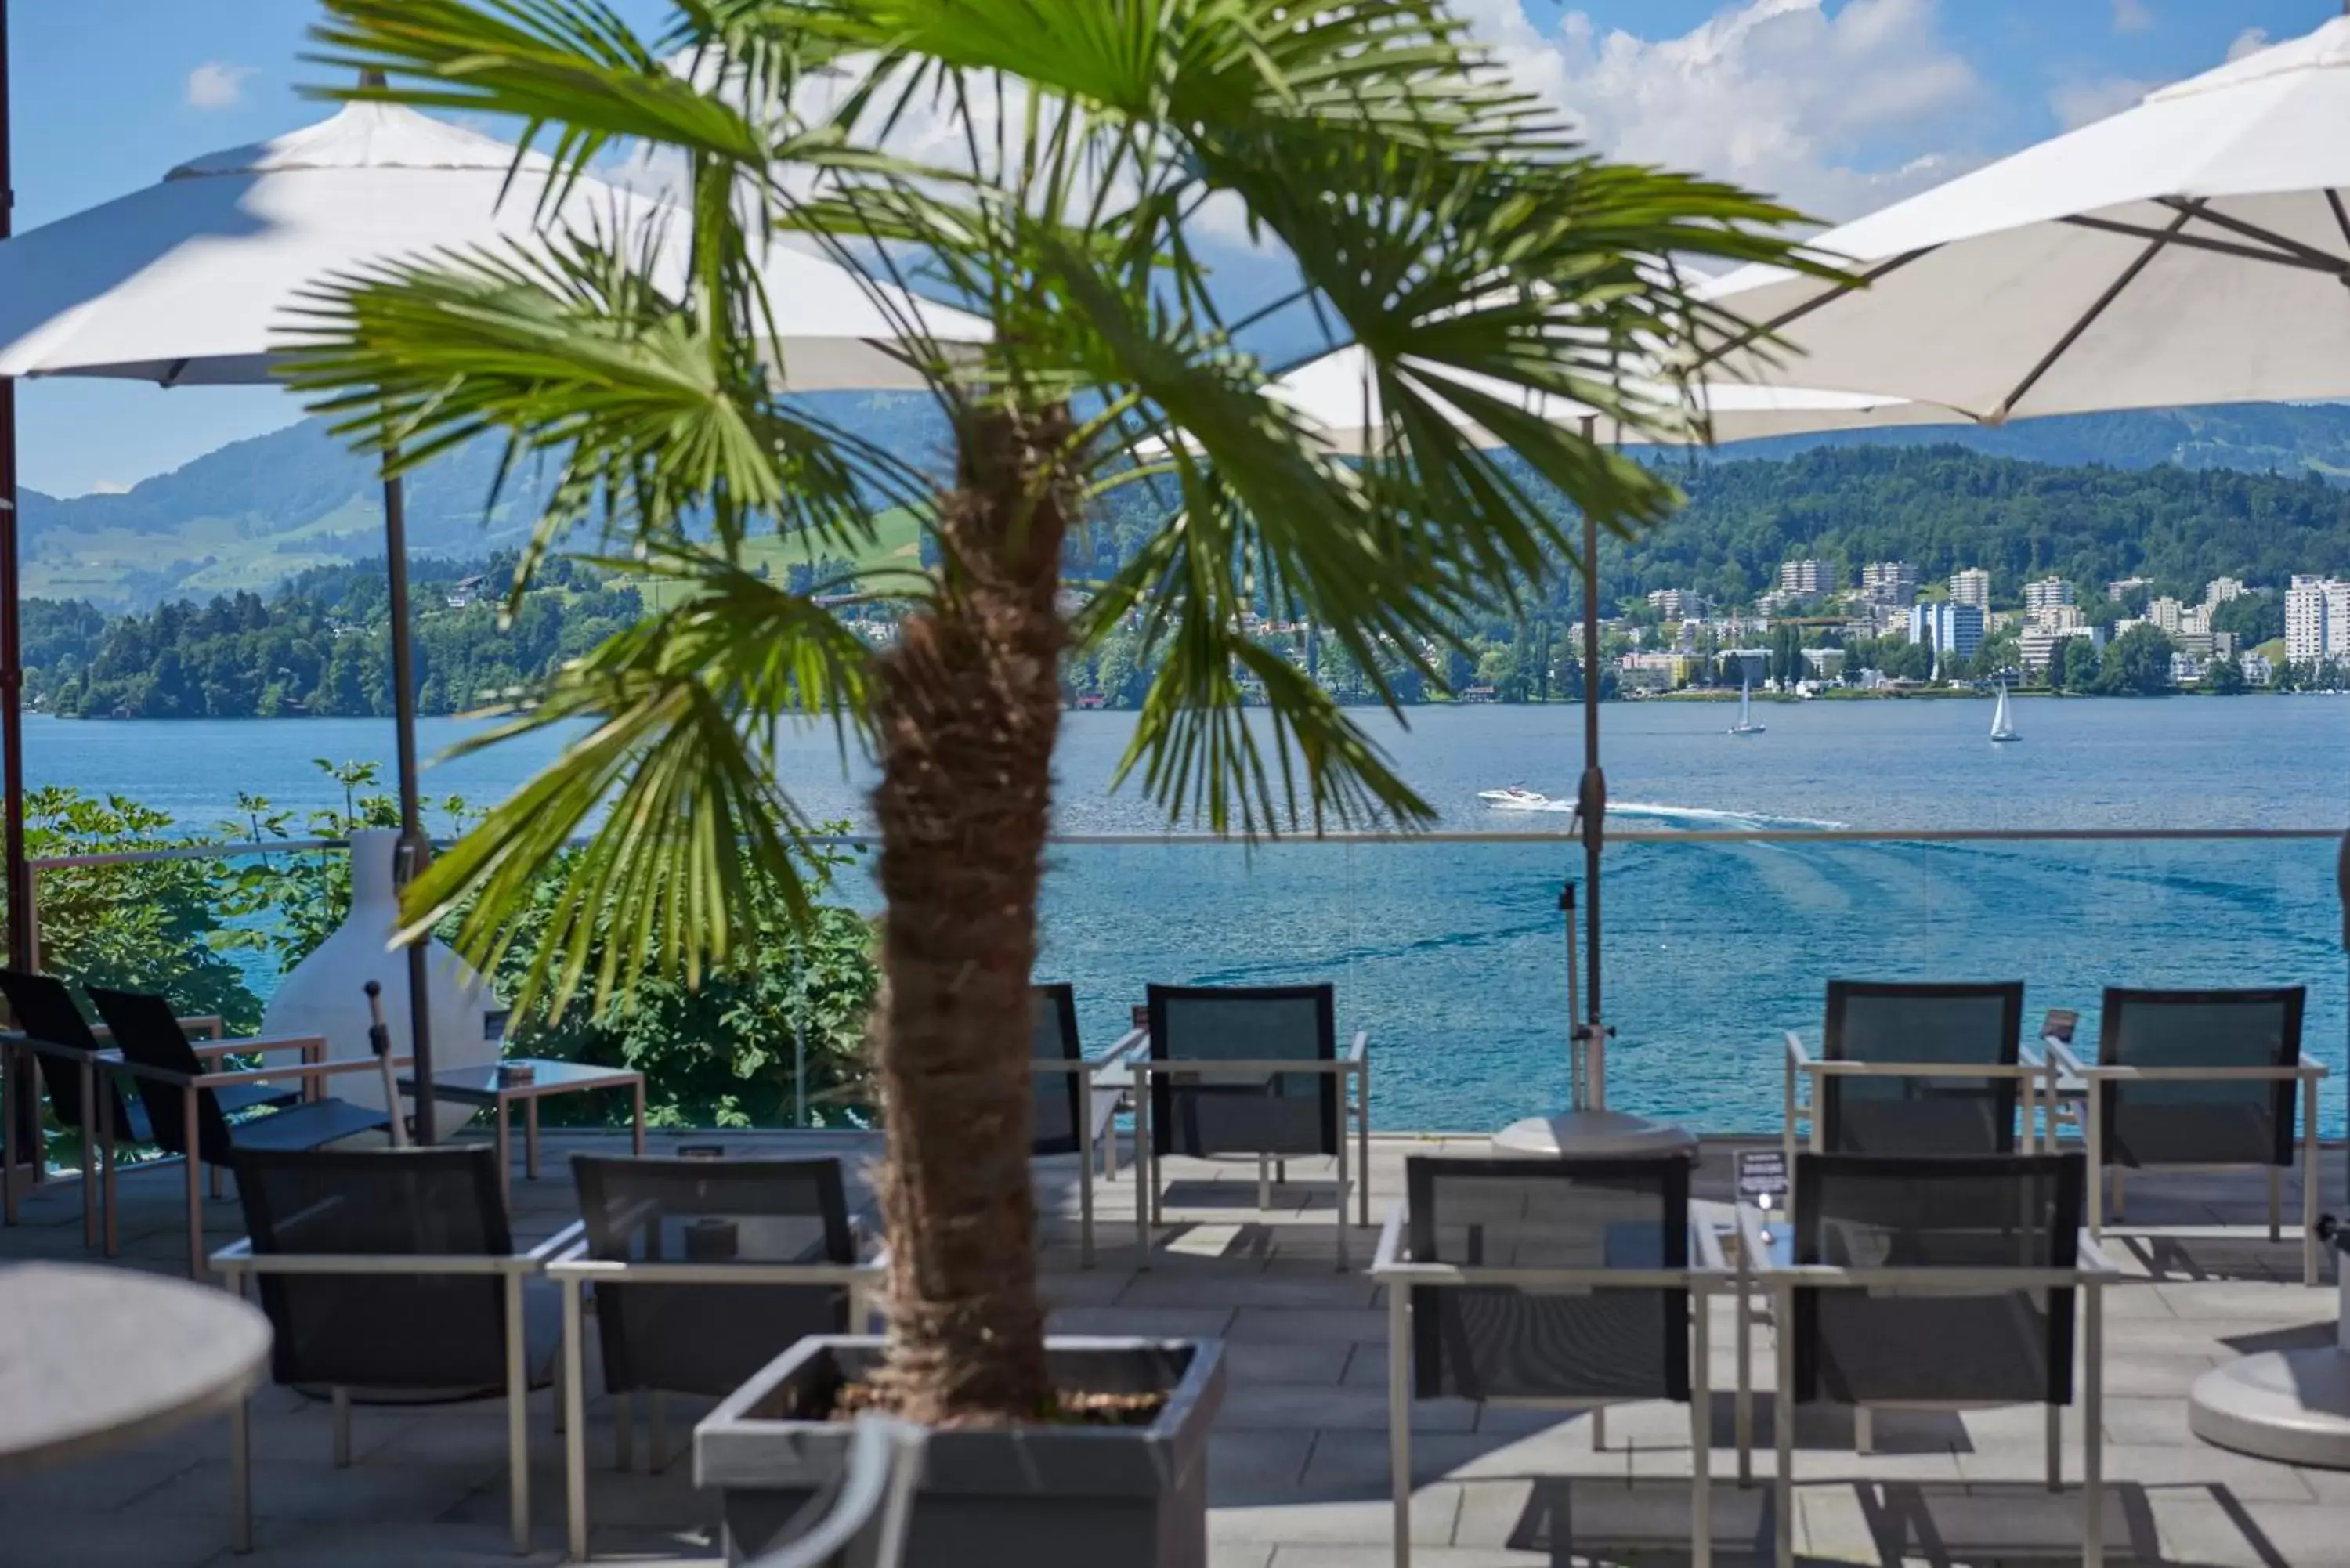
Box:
[18,695,2350,1133]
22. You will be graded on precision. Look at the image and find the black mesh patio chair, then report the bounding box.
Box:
[1032,981,1145,1267]
[85,984,390,1277]
[550,1154,885,1563]
[1748,1152,2117,1568]
[741,1417,927,1568]
[1137,982,1370,1267]
[1783,980,2032,1161]
[1370,1155,1724,1568]
[0,967,302,1250]
[211,1143,575,1555]
[2048,986,2325,1284]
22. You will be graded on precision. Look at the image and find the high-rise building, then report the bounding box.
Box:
[2023,576,2074,613]
[1646,588,1707,620]
[1907,602,1986,669]
[2148,596,2186,636]
[1859,561,1918,606]
[2019,624,2104,674]
[1777,559,1830,598]
[1949,568,1991,611]
[2285,576,2350,663]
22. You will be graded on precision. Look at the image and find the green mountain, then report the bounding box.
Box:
[24,396,2350,612]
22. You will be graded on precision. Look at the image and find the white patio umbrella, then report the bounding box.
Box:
[1697,13,2350,420]
[0,99,988,1134]
[1260,341,1961,453]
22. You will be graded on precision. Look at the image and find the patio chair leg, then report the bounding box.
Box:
[506,1271,530,1555]
[1389,1276,1410,1568]
[1693,1280,1712,1568]
[211,1163,225,1201]
[1853,1405,1871,1455]
[2045,1399,2061,1490]
[2084,1284,2104,1567]
[79,1062,97,1250]
[1079,1077,1095,1271]
[1357,1059,1372,1230]
[1258,1154,1271,1213]
[649,1392,669,1476]
[2305,1078,2324,1287]
[1775,1284,1796,1568]
[1336,1163,1350,1272]
[1736,1268,1753,1487]
[2112,1167,2128,1223]
[100,1092,119,1257]
[614,1392,632,1472]
[332,1388,351,1468]
[1592,1406,1607,1452]
[563,1278,589,1565]
[231,1389,254,1554]
[184,1089,204,1281]
[2268,1165,2283,1244]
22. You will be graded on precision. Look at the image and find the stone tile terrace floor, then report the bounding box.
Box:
[1,1129,2344,1568]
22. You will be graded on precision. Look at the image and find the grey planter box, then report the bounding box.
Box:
[695,1335,1225,1568]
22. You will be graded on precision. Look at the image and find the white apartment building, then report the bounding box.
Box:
[1859,561,1918,606]
[1949,568,1991,610]
[1778,559,1831,598]
[2148,596,2186,635]
[1647,588,1707,620]
[2107,576,2152,602]
[2286,576,2350,663]
[2034,603,2087,632]
[2204,576,2247,605]
[2019,623,2103,674]
[2023,576,2074,613]
[1907,602,1985,667]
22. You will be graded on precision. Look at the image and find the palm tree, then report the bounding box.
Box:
[291,0,1813,1425]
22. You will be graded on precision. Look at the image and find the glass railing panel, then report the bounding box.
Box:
[1605,832,2345,1136]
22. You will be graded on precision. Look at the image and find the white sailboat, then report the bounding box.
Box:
[1990,681,2020,742]
[1728,674,1766,735]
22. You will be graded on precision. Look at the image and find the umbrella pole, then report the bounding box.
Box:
[1576,490,1607,1112]
[381,471,436,1144]
[0,0,34,1190]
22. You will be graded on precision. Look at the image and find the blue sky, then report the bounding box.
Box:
[12,0,2334,496]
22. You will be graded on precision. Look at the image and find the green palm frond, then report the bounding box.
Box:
[407,559,873,1015]
[302,0,1819,1006]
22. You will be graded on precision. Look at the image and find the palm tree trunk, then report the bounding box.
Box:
[866,403,1072,1423]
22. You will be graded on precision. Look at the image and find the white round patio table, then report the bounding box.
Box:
[0,1260,271,1473]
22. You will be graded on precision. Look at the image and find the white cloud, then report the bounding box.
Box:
[1458,0,1986,224]
[2110,0,2154,34]
[186,62,255,110]
[2048,76,2154,130]
[2225,28,2270,63]
[82,479,131,495]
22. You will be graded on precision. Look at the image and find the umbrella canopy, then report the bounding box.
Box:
[1697,16,2350,421]
[0,99,987,1143]
[1260,342,1961,453]
[0,100,987,387]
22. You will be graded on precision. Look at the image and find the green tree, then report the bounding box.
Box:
[2064,638,2104,694]
[2204,655,2247,695]
[294,0,1806,1422]
[2098,623,2177,695]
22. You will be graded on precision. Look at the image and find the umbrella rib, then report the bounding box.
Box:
[2327,190,2350,253]
[2153,196,2350,273]
[1989,208,2191,425]
[2057,214,2342,274]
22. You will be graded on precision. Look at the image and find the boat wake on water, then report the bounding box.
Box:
[1476,792,1844,830]
[1608,801,1848,832]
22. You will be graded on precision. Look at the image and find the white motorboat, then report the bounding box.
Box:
[1728,674,1766,735]
[1478,785,1552,810]
[1990,681,2020,742]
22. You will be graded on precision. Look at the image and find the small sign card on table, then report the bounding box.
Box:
[1736,1149,1789,1241]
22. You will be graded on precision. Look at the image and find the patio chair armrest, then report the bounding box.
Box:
[524,1222,588,1266]
[542,1255,888,1288]
[209,1248,534,1279]
[178,1014,226,1040]
[1345,1031,1370,1064]
[2044,1039,2091,1078]
[2017,1040,2048,1071]
[2293,1055,2331,1080]
[195,1056,410,1088]
[183,1032,327,1063]
[1369,1199,1409,1275]
[1784,1031,1815,1070]
[1088,1028,1149,1071]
